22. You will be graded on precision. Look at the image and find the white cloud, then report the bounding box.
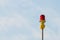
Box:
[32,28,41,38]
[0,0,8,7]
[0,13,30,32]
[11,34,28,40]
[0,13,32,40]
[0,34,29,40]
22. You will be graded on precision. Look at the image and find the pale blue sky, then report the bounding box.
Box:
[0,0,60,40]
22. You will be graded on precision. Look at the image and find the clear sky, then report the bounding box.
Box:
[0,0,60,40]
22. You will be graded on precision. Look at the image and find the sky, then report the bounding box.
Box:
[0,0,60,40]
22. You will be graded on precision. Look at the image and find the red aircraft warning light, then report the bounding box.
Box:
[40,14,45,22]
[40,14,45,30]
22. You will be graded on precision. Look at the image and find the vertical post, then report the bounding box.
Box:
[42,29,43,40]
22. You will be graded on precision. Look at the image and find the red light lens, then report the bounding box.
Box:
[40,15,45,20]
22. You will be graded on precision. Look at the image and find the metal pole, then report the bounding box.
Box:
[42,29,43,40]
